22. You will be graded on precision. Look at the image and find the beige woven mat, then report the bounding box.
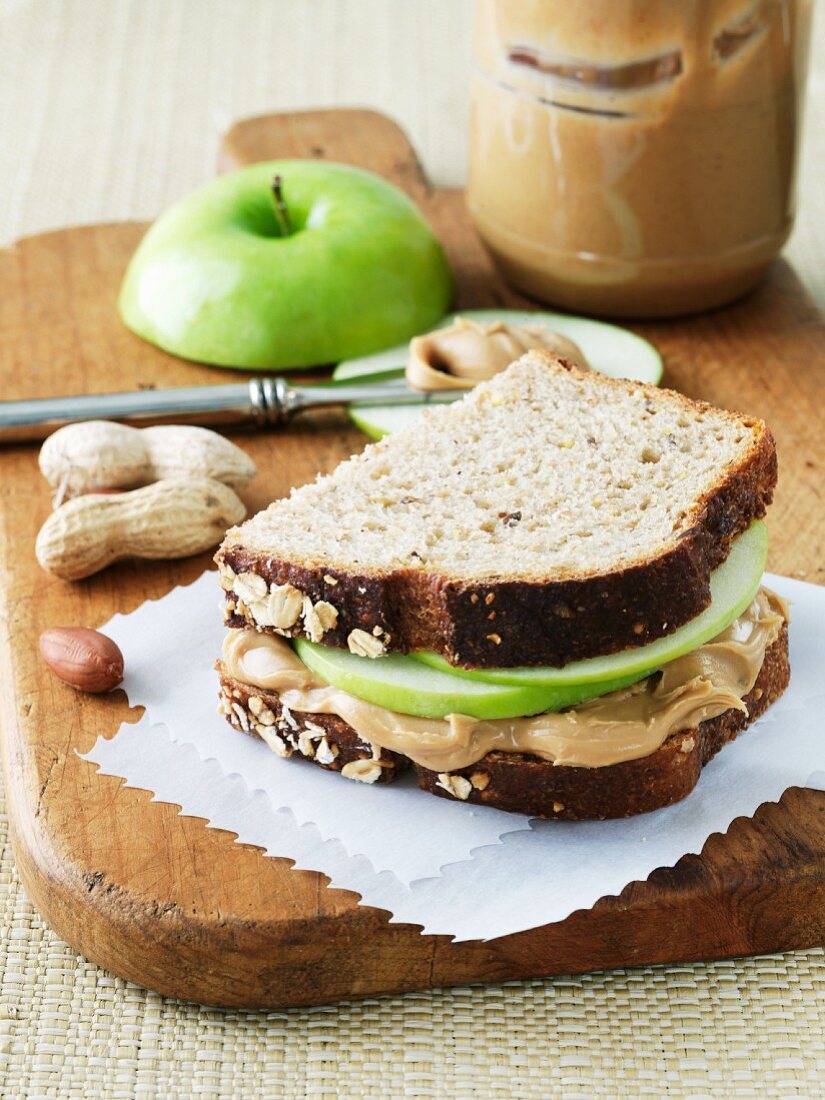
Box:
[2,2,825,1096]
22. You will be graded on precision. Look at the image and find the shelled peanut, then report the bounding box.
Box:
[39,627,124,692]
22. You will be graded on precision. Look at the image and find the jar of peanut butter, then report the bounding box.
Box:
[468,0,813,317]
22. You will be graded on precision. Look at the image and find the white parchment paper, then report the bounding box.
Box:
[83,573,825,941]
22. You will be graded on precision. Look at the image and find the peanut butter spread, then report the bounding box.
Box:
[222,589,786,772]
[406,317,589,391]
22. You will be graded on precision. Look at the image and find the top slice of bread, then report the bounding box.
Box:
[218,353,776,668]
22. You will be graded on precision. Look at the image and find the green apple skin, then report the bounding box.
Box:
[413,521,768,688]
[118,160,453,369]
[293,638,644,722]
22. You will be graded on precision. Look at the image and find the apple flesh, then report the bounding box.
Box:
[119,160,453,369]
[414,521,768,687]
[293,638,643,721]
[333,309,664,439]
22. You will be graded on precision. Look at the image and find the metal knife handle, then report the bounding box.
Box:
[0,382,256,442]
[0,376,457,443]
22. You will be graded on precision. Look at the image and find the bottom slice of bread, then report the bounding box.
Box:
[217,626,789,819]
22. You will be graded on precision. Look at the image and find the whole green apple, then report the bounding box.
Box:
[118,161,453,369]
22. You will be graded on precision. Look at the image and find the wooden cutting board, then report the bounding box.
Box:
[1,109,824,1009]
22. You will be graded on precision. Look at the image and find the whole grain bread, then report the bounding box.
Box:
[217,626,789,820]
[217,672,407,784]
[217,354,776,668]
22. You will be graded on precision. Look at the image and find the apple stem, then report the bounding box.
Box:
[271,175,292,237]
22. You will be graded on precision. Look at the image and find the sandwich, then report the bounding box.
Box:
[214,353,789,819]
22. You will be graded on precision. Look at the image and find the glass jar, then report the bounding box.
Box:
[468,0,814,318]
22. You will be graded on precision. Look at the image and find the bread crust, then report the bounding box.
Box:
[218,375,776,668]
[217,626,789,820]
[217,671,408,783]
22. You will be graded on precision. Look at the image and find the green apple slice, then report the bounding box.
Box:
[333,309,663,440]
[293,639,645,721]
[413,521,768,688]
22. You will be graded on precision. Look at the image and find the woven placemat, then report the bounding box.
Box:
[3,2,825,1096]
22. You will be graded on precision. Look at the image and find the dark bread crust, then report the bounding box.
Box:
[217,627,788,819]
[218,375,777,668]
[217,668,408,783]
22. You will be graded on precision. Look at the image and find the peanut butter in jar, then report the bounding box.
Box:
[468,0,814,318]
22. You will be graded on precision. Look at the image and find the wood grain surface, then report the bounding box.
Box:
[0,109,823,1009]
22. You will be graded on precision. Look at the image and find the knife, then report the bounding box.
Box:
[0,374,458,443]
